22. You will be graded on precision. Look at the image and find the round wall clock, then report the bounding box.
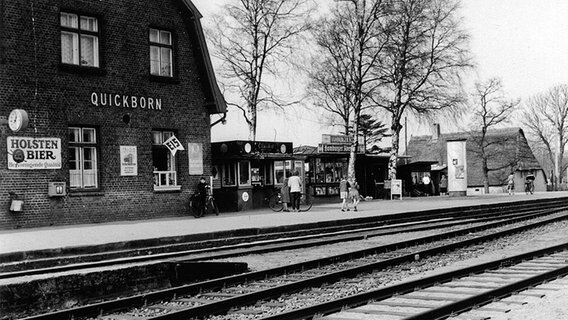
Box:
[8,109,29,132]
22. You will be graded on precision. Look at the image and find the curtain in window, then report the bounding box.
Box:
[80,35,99,67]
[61,32,79,64]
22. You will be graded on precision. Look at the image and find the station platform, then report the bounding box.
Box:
[1,192,568,257]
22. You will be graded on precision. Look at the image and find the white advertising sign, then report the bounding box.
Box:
[390,179,402,200]
[7,137,62,169]
[120,146,138,176]
[188,142,203,175]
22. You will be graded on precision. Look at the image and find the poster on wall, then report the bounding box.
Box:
[455,165,465,179]
[188,142,203,175]
[7,137,62,169]
[120,146,138,176]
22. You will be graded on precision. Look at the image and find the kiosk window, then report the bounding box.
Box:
[314,158,347,183]
[274,160,292,185]
[263,162,274,185]
[222,163,237,186]
[238,161,251,186]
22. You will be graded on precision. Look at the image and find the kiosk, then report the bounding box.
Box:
[212,140,299,212]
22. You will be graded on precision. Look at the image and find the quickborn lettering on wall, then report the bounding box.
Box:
[90,92,162,110]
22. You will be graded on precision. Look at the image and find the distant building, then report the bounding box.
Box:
[0,0,225,229]
[405,126,546,195]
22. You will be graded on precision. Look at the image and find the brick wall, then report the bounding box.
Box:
[0,0,215,229]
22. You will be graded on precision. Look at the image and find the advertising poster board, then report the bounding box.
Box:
[188,142,203,175]
[120,146,138,176]
[7,137,62,169]
[391,179,402,200]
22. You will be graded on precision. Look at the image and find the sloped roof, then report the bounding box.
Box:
[181,0,227,114]
[406,127,543,187]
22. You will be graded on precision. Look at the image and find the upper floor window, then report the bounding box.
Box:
[60,12,100,67]
[69,127,98,189]
[149,29,173,77]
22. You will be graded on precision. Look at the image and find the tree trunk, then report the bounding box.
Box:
[388,115,402,180]
[482,157,489,194]
[348,113,360,182]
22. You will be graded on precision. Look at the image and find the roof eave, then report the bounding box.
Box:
[182,0,227,114]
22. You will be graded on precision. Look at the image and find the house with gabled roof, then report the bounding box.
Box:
[405,125,547,195]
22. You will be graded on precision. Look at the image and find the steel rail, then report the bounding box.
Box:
[3,202,560,280]
[145,209,568,320]
[262,243,568,320]
[4,197,563,268]
[21,206,568,320]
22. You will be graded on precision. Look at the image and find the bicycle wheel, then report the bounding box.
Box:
[298,193,313,212]
[268,193,284,212]
[209,197,220,215]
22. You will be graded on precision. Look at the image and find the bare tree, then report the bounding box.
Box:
[373,0,472,179]
[208,0,314,140]
[468,78,520,193]
[521,84,568,189]
[309,0,389,181]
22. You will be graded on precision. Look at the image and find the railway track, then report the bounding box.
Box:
[307,243,568,320]
[20,207,568,320]
[2,199,566,279]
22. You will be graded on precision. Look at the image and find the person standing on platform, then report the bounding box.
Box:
[507,172,515,195]
[422,173,432,196]
[281,178,291,212]
[350,180,360,211]
[439,174,448,195]
[339,177,351,211]
[288,171,302,212]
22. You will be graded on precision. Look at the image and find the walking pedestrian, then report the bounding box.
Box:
[281,178,291,212]
[339,177,350,211]
[288,171,302,212]
[350,180,360,211]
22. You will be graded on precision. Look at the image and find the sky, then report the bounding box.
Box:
[193,0,568,147]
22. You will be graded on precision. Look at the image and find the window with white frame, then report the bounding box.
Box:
[69,127,98,189]
[238,161,251,186]
[60,12,99,67]
[149,28,173,77]
[222,163,237,187]
[152,130,179,190]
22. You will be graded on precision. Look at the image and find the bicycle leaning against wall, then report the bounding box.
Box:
[267,190,312,212]
[189,179,219,218]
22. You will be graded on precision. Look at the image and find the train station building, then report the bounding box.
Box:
[0,0,226,229]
